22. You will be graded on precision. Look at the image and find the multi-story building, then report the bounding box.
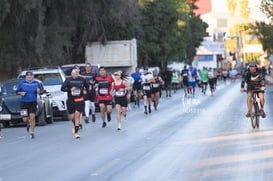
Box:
[193,0,264,69]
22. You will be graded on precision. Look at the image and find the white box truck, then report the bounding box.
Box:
[85,39,137,74]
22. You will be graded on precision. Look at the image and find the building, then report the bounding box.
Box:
[193,0,264,69]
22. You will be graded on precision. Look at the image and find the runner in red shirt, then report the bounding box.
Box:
[95,66,114,128]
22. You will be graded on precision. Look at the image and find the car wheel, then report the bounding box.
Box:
[37,109,46,126]
[46,115,54,124]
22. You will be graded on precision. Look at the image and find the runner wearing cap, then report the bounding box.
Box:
[16,71,42,139]
[113,71,130,130]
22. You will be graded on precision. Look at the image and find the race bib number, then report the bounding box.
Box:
[20,109,28,117]
[143,86,150,90]
[183,73,188,76]
[152,83,159,88]
[115,91,125,97]
[71,89,81,96]
[99,88,108,95]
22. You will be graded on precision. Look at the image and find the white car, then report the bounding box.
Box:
[17,66,68,120]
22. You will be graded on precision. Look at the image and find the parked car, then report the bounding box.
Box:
[17,66,68,120]
[61,63,99,77]
[0,79,53,127]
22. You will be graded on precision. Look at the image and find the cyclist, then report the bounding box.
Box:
[240,61,266,118]
[61,68,89,138]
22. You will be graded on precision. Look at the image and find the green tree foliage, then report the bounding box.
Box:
[0,0,207,79]
[249,22,273,54]
[248,0,273,55]
[260,0,273,21]
[139,0,207,69]
[0,0,141,78]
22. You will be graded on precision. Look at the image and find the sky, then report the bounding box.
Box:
[248,0,266,21]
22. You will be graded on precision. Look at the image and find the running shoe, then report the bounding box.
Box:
[79,124,83,129]
[245,112,251,117]
[260,110,266,118]
[72,126,75,134]
[92,114,96,122]
[107,113,111,122]
[84,117,90,123]
[74,133,80,139]
[102,122,107,128]
[144,111,148,115]
[29,133,35,139]
[117,123,121,130]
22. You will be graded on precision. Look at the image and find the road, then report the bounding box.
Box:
[1,80,273,181]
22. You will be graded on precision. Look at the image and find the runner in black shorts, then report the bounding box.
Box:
[95,66,115,128]
[141,67,153,114]
[151,69,164,110]
[181,65,189,97]
[131,67,142,107]
[16,71,42,139]
[163,67,172,97]
[61,68,89,139]
[113,71,130,130]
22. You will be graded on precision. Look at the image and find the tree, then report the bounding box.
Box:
[138,0,207,69]
[248,0,273,55]
[0,0,141,79]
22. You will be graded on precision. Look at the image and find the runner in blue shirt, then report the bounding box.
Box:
[16,71,42,139]
[131,67,142,107]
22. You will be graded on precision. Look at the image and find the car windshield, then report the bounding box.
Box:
[19,73,63,86]
[1,81,20,96]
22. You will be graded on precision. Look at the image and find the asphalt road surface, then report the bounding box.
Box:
[1,80,273,181]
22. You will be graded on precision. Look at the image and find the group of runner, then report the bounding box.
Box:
[13,63,239,139]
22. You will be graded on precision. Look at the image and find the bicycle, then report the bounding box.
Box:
[247,90,261,129]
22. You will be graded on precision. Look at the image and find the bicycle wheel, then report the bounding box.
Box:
[250,102,256,129]
[254,102,260,128]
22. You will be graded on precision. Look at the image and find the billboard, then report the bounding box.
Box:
[197,55,213,61]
